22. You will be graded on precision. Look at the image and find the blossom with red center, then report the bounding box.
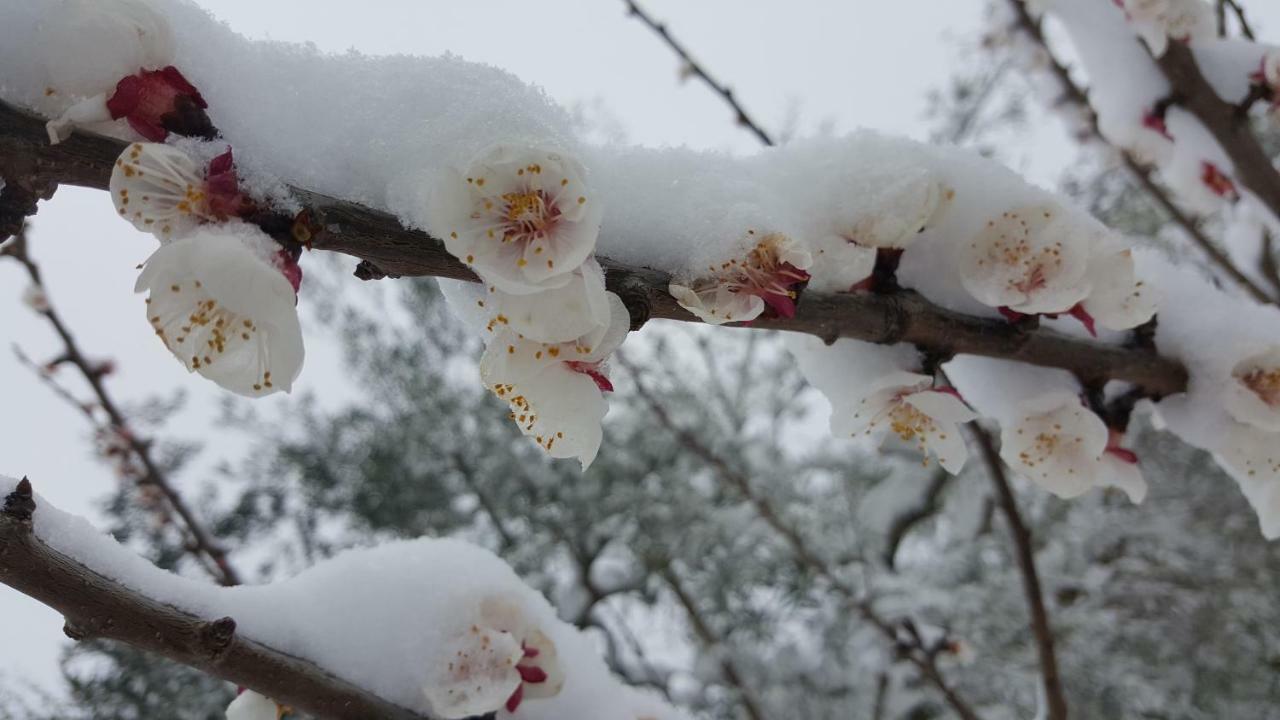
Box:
[670,231,812,325]
[1201,162,1239,200]
[431,145,603,295]
[1000,392,1146,502]
[1142,110,1172,141]
[839,370,979,473]
[104,66,212,142]
[480,293,630,468]
[959,205,1093,316]
[110,143,253,241]
[424,596,564,719]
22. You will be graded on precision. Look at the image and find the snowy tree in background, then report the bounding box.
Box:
[2,0,1280,719]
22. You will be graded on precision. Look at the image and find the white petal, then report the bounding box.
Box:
[1225,347,1280,432]
[423,625,523,719]
[135,226,303,397]
[670,282,763,325]
[491,259,610,344]
[1100,454,1148,504]
[110,142,206,241]
[520,629,565,700]
[850,175,948,250]
[959,205,1093,314]
[1215,423,1280,539]
[1081,250,1157,331]
[999,393,1109,498]
[225,691,279,720]
[806,234,877,293]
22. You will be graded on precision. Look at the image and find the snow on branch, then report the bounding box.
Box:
[0,475,686,720]
[0,98,1189,397]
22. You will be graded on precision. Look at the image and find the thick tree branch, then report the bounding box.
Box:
[0,478,427,720]
[0,99,1190,397]
[620,0,775,147]
[1,224,241,586]
[1004,0,1277,306]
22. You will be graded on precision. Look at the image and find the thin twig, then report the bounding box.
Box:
[2,224,241,586]
[621,0,775,146]
[619,354,983,720]
[968,425,1069,720]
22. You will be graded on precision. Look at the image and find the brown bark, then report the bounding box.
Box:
[0,478,427,720]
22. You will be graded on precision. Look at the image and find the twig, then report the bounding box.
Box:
[968,426,1069,720]
[619,355,983,720]
[659,566,768,720]
[1223,0,1257,40]
[0,99,1190,396]
[1004,0,1276,306]
[882,468,950,570]
[1,224,241,586]
[620,0,775,146]
[0,478,426,720]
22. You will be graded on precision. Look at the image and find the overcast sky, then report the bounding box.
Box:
[3,0,1276,704]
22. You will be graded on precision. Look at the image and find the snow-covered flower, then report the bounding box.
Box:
[424,596,564,718]
[481,292,629,468]
[135,223,304,397]
[1215,423,1280,539]
[110,143,251,241]
[834,371,978,473]
[1000,392,1110,498]
[670,232,812,325]
[431,144,603,295]
[1225,347,1280,432]
[959,205,1094,317]
[22,284,50,313]
[40,0,174,140]
[1079,249,1157,332]
[225,690,289,720]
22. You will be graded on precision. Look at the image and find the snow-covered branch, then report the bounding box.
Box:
[0,478,425,720]
[0,98,1190,398]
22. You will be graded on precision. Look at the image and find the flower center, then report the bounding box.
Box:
[1241,367,1280,407]
[501,190,558,240]
[887,401,935,443]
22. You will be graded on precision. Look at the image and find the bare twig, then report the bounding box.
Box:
[882,468,951,570]
[2,224,241,586]
[1004,0,1276,306]
[0,478,426,720]
[619,355,983,720]
[1223,0,1257,40]
[968,426,1069,720]
[659,566,768,720]
[620,0,775,146]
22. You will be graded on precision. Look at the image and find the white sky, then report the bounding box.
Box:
[3,0,1276,705]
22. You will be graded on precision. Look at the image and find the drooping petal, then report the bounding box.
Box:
[110,142,206,240]
[135,224,303,397]
[1216,423,1280,540]
[1100,452,1148,504]
[1081,250,1157,331]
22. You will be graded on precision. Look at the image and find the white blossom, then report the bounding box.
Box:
[1225,347,1280,432]
[41,0,175,142]
[224,690,284,720]
[431,144,603,295]
[135,223,304,397]
[1000,392,1110,498]
[834,371,978,473]
[959,205,1094,316]
[480,292,629,468]
[482,258,611,344]
[670,232,812,325]
[1216,423,1280,539]
[843,174,950,250]
[110,142,206,240]
[424,596,564,718]
[1080,249,1157,332]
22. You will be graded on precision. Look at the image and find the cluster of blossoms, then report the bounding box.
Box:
[423,596,564,718]
[431,145,629,468]
[43,0,306,398]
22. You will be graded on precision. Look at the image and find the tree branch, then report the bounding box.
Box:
[1004,0,1277,306]
[1,223,241,586]
[0,478,427,720]
[882,468,950,570]
[620,0,775,147]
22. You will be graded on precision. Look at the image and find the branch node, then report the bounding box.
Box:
[63,619,89,641]
[199,616,238,659]
[3,477,35,523]
[354,259,398,281]
[609,271,652,331]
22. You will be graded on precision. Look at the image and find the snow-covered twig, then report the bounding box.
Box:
[0,99,1190,398]
[0,223,241,587]
[1003,0,1277,306]
[620,0,775,147]
[0,478,426,720]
